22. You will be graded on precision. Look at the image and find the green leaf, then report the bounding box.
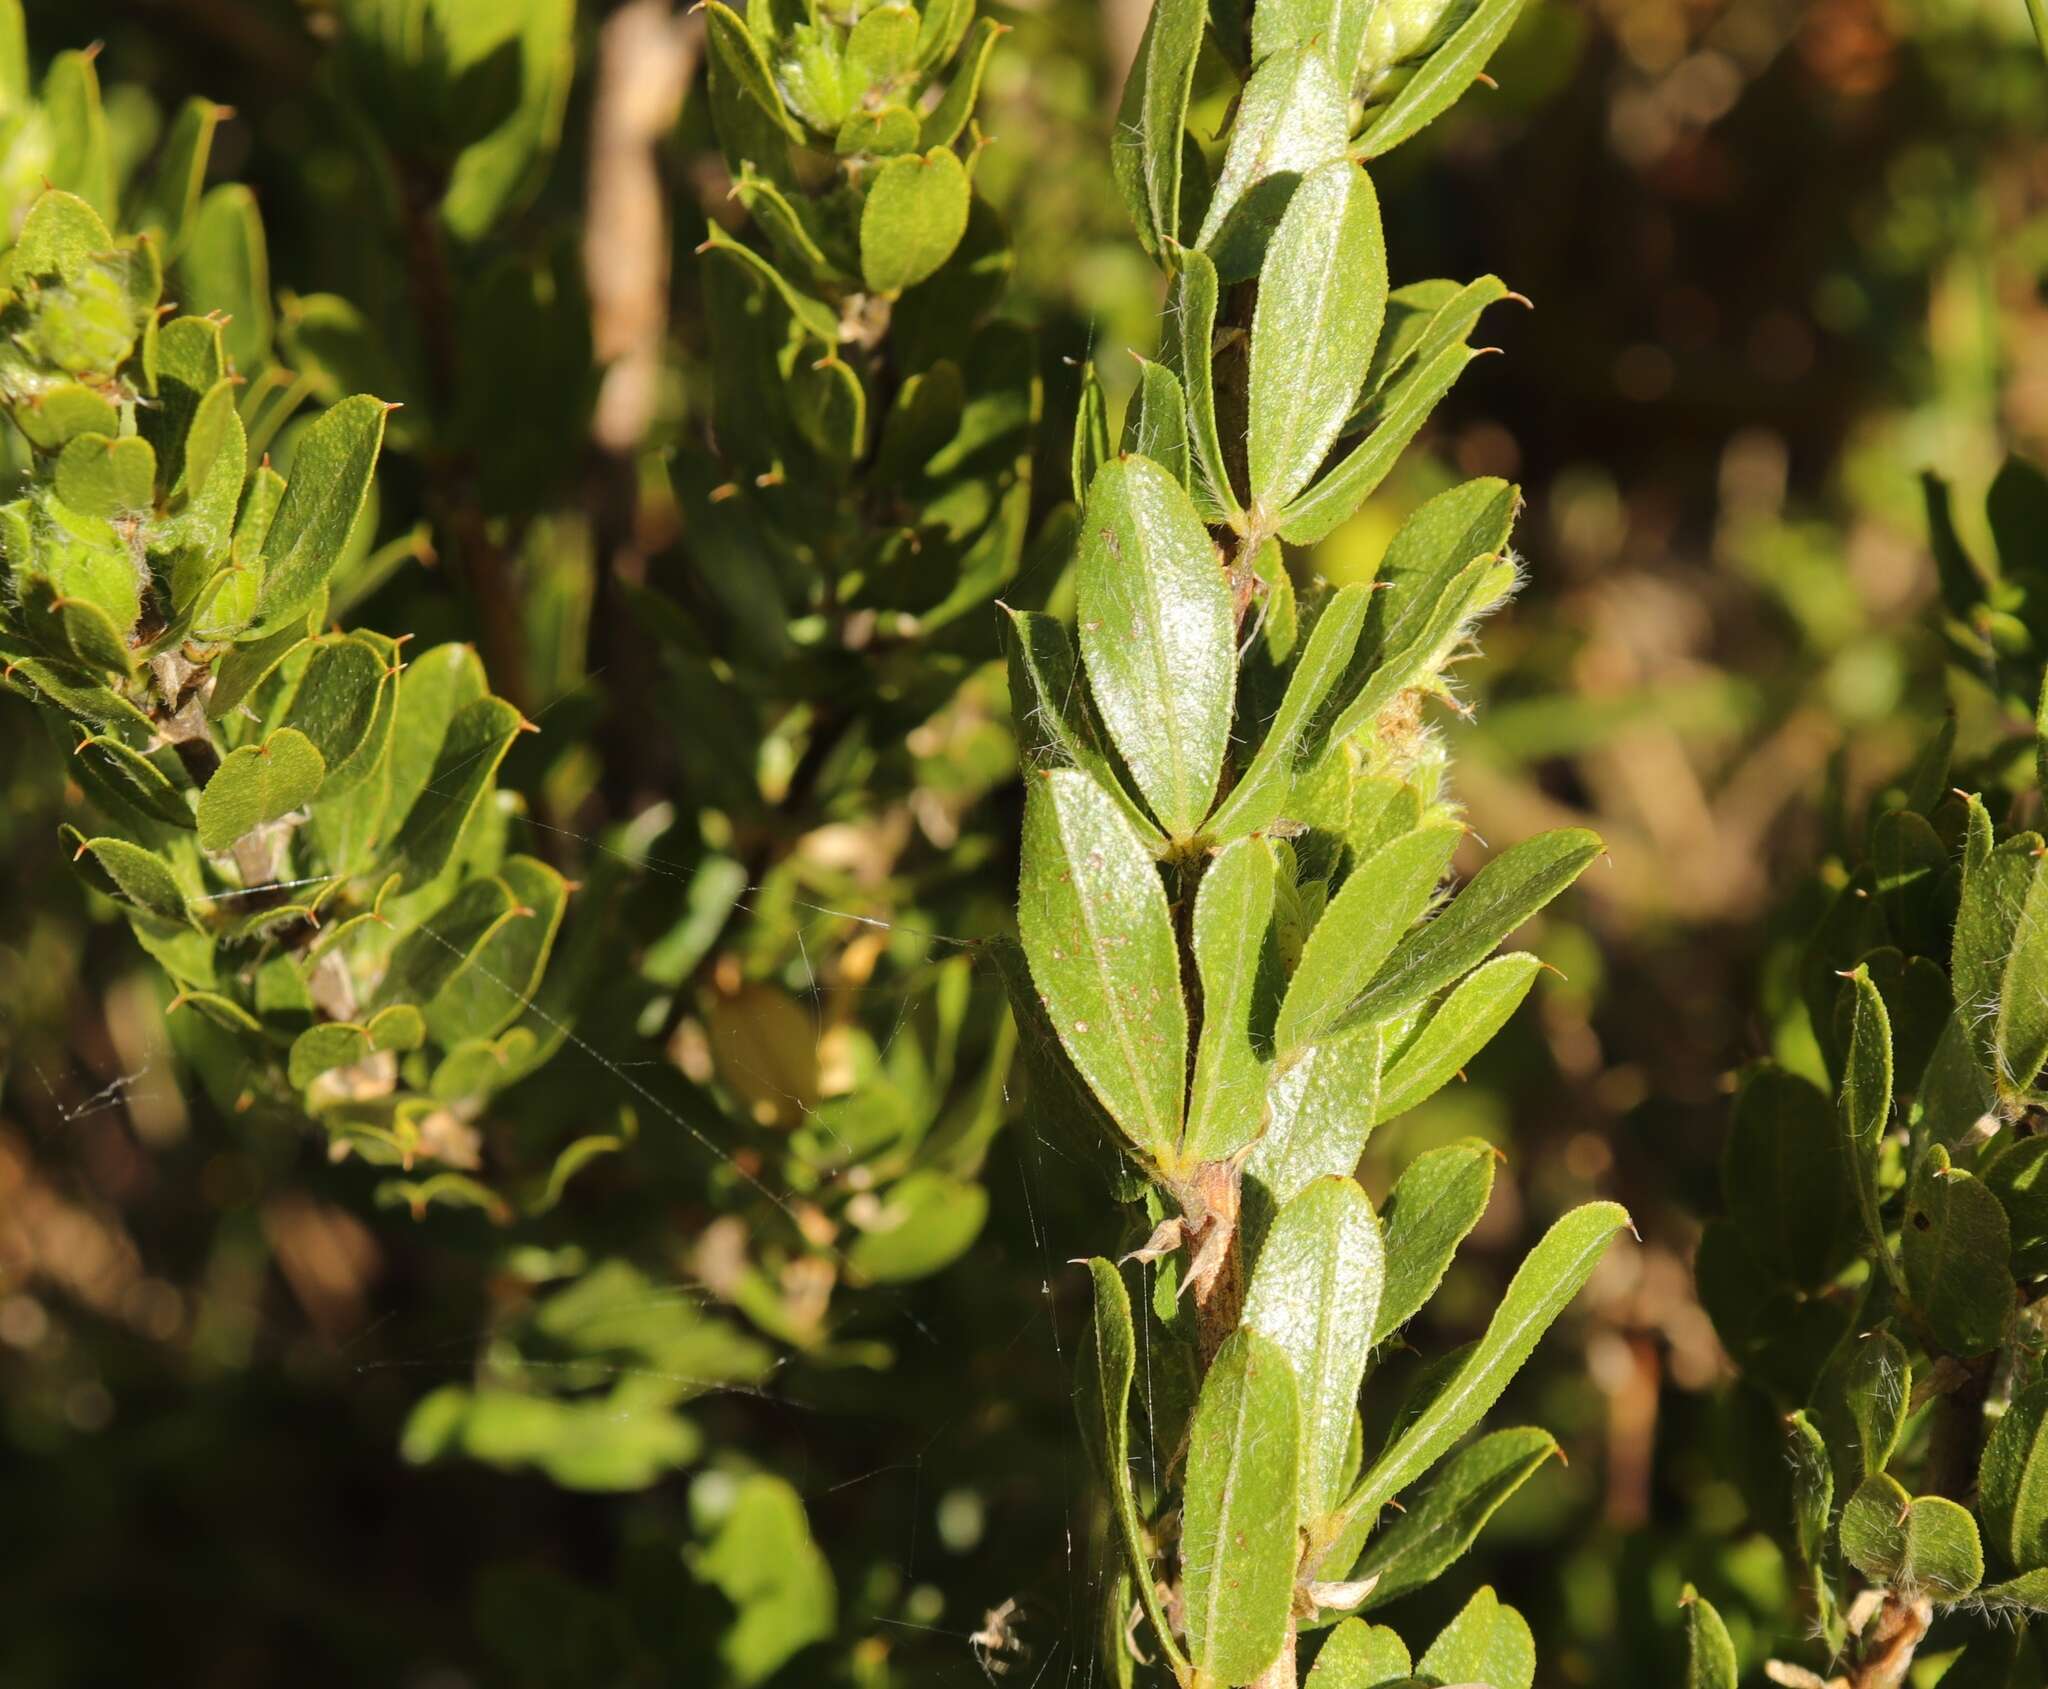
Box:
[434,0,575,242]
[1337,828,1601,1033]
[1374,1137,1496,1341]
[391,696,523,884]
[1246,1025,1384,1207]
[1074,454,1236,839]
[1839,966,1902,1291]
[1378,953,1540,1126]
[1071,360,1112,505]
[703,2,806,143]
[1183,1328,1302,1684]
[1017,770,1186,1164]
[1357,0,1530,159]
[1680,1586,1738,1689]
[1244,1177,1384,1520]
[1787,1409,1834,1575]
[1120,358,1192,494]
[1249,161,1385,514]
[1209,582,1372,842]
[1346,1426,1555,1609]
[1167,251,1241,523]
[43,50,113,219]
[251,395,388,632]
[697,223,841,345]
[1002,608,1162,845]
[196,727,326,854]
[691,1475,836,1684]
[1184,836,1281,1161]
[376,876,520,1012]
[179,184,273,372]
[919,16,1003,148]
[1081,1260,1191,1678]
[382,642,489,843]
[1995,854,2048,1102]
[288,1022,374,1091]
[846,1171,988,1282]
[845,3,919,86]
[1980,1132,2048,1279]
[859,147,971,295]
[1954,830,2036,1088]
[1277,824,1461,1054]
[1980,1380,2048,1572]
[1723,1064,1853,1289]
[65,831,190,924]
[54,433,156,517]
[1305,1619,1411,1686]
[281,636,390,785]
[788,353,867,467]
[1842,1327,1912,1480]
[1330,1201,1627,1548]
[1840,1473,1984,1599]
[1278,343,1481,546]
[132,97,226,257]
[1902,1143,2014,1357]
[1194,45,1350,282]
[1109,0,1206,260]
[1416,1585,1535,1689]
[424,855,569,1045]
[835,105,921,157]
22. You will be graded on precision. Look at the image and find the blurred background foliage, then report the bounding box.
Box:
[1,0,2044,1683]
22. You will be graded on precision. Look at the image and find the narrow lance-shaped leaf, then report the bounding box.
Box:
[1074,454,1236,839]
[1017,770,1187,1164]
[1278,343,1480,546]
[1680,1586,1738,1689]
[1839,967,1905,1294]
[1119,357,1191,493]
[1182,1329,1302,1683]
[1378,953,1541,1126]
[1243,1177,1385,1520]
[1337,828,1602,1033]
[1168,250,1242,523]
[1194,45,1349,282]
[1358,0,1532,160]
[1002,608,1162,845]
[1248,159,1386,514]
[1323,1201,1628,1557]
[1079,1261,1189,1678]
[1183,836,1280,1161]
[1208,582,1372,843]
[1276,823,1462,1054]
[1109,0,1206,260]
[1347,1426,1557,1611]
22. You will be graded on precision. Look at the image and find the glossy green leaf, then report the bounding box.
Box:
[1278,824,1460,1054]
[1183,1328,1302,1683]
[1374,1137,1496,1342]
[1017,769,1186,1163]
[1347,1426,1555,1607]
[1073,453,1235,839]
[1902,1143,2014,1357]
[1244,1176,1384,1519]
[1109,0,1206,260]
[859,147,970,295]
[1331,1201,1627,1544]
[196,728,326,854]
[1249,161,1385,514]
